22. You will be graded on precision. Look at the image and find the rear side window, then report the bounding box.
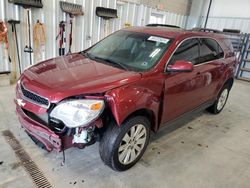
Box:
[222,38,234,52]
[169,38,199,65]
[198,38,224,64]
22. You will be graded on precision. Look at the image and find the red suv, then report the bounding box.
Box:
[15,26,237,171]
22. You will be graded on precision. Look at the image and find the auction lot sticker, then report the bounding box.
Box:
[148,36,170,44]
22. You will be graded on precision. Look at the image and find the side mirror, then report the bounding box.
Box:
[166,60,193,73]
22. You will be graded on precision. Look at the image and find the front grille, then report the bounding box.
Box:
[21,84,49,107]
[22,108,49,126]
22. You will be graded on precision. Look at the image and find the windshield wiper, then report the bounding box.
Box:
[92,56,129,71]
[80,51,90,58]
[80,51,129,71]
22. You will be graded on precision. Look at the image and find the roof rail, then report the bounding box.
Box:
[146,24,180,28]
[192,27,222,33]
[222,29,241,34]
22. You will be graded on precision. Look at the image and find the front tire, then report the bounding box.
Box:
[99,116,150,171]
[207,84,230,114]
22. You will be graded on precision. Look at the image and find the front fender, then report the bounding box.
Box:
[105,84,160,128]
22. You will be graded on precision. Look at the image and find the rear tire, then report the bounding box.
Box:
[207,84,230,114]
[99,116,150,171]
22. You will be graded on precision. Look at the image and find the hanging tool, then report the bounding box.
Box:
[9,20,17,82]
[59,1,84,16]
[0,21,11,73]
[23,9,33,65]
[96,7,118,37]
[0,21,8,48]
[8,0,43,65]
[33,20,46,62]
[8,20,21,79]
[8,0,43,8]
[59,1,84,54]
[68,19,73,54]
[56,21,66,56]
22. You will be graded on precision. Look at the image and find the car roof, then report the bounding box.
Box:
[123,26,228,40]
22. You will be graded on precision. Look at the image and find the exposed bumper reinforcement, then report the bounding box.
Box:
[16,105,62,152]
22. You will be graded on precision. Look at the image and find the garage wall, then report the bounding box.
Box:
[188,0,250,33]
[0,0,187,74]
[201,0,250,18]
[119,0,191,15]
[200,17,250,33]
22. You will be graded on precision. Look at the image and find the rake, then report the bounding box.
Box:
[8,20,21,77]
[96,7,118,37]
[96,7,118,19]
[8,0,43,8]
[59,1,84,54]
[60,1,84,17]
[8,0,43,66]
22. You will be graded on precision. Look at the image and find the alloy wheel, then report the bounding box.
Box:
[118,124,147,165]
[217,88,229,111]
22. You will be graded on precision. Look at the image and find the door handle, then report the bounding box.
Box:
[220,63,226,71]
[196,72,201,75]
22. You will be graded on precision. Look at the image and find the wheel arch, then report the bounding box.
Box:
[224,77,234,90]
[105,84,161,132]
[215,76,234,99]
[218,77,234,96]
[124,108,157,132]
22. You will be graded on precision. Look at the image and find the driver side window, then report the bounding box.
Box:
[169,38,199,65]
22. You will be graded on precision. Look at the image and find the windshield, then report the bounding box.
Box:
[85,30,172,71]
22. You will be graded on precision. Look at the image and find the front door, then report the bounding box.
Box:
[161,38,206,124]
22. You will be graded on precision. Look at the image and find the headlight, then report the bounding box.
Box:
[50,99,104,128]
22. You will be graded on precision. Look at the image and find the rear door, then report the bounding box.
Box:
[196,38,225,101]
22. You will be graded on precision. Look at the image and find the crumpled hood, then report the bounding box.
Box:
[20,53,141,103]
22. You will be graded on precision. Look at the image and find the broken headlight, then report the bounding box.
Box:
[50,99,104,128]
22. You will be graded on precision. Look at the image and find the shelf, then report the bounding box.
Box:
[241,68,250,72]
[238,77,250,82]
[243,59,250,62]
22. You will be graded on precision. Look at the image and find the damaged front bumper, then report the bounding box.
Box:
[16,105,62,152]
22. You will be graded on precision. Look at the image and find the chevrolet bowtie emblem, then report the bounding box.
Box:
[17,99,26,107]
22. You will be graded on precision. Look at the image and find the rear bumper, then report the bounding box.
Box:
[16,103,62,152]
